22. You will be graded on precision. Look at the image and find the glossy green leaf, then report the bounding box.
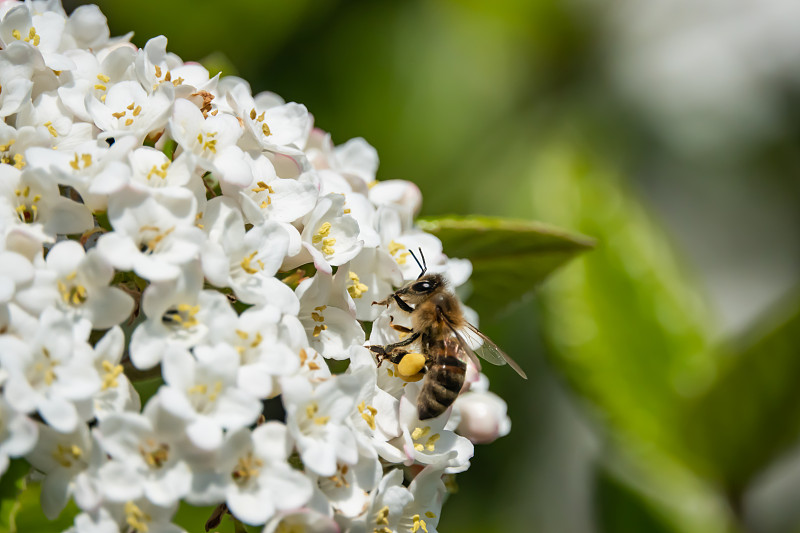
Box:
[417,215,594,317]
[682,291,800,493]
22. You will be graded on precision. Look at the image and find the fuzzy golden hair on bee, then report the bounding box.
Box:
[369,247,526,420]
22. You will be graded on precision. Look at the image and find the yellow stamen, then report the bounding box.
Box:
[101,360,124,390]
[347,271,368,299]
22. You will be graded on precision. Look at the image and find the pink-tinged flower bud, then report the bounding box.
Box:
[455,390,511,445]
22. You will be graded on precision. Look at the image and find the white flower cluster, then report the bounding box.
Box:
[0,2,512,532]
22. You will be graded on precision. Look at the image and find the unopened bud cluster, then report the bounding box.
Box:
[0,2,511,532]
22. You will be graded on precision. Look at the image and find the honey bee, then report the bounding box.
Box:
[369,250,527,420]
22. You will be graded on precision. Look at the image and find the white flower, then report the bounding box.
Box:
[0,41,38,118]
[129,261,235,369]
[95,407,192,507]
[158,344,262,450]
[228,83,311,156]
[90,326,140,420]
[281,375,361,477]
[0,4,74,71]
[201,196,296,310]
[95,188,204,282]
[167,97,250,188]
[204,422,313,525]
[25,421,93,519]
[296,270,364,361]
[383,382,474,473]
[14,240,134,329]
[207,305,301,399]
[0,308,100,433]
[87,80,173,142]
[0,165,93,243]
[290,193,363,274]
[0,396,38,476]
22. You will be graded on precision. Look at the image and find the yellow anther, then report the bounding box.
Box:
[321,237,336,255]
[411,426,430,440]
[240,250,262,274]
[97,74,111,83]
[112,111,126,118]
[43,121,57,137]
[306,402,318,418]
[11,29,20,40]
[133,105,142,116]
[207,381,222,402]
[127,102,135,110]
[187,384,207,395]
[343,208,351,214]
[358,401,377,430]
[262,123,271,137]
[101,360,124,390]
[140,442,169,468]
[53,443,83,468]
[425,433,440,451]
[313,324,328,337]
[314,416,330,425]
[146,162,169,180]
[94,84,107,90]
[375,506,390,526]
[389,240,410,265]
[235,329,249,339]
[125,118,134,126]
[249,109,257,120]
[154,65,162,77]
[347,271,368,299]
[124,501,150,533]
[232,452,263,484]
[425,511,436,519]
[312,222,332,244]
[412,514,428,533]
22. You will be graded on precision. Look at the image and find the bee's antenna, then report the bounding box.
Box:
[409,248,427,279]
[418,247,427,271]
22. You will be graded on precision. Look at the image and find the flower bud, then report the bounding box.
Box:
[455,390,511,444]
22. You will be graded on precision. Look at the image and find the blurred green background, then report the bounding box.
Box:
[62,0,800,531]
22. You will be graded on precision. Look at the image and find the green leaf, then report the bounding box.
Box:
[13,482,79,533]
[416,215,594,317]
[595,467,679,533]
[0,459,30,532]
[527,143,715,463]
[682,291,800,493]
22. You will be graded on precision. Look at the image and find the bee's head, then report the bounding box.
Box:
[396,273,445,305]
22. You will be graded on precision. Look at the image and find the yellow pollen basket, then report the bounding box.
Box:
[397,353,426,378]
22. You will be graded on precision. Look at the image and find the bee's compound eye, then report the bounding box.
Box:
[413,281,432,292]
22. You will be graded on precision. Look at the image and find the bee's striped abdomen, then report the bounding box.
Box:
[417,338,467,420]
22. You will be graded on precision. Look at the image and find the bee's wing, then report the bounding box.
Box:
[458,323,528,379]
[436,307,527,379]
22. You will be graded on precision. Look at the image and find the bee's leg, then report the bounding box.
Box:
[391,294,414,313]
[369,345,409,366]
[371,293,414,314]
[368,331,420,366]
[389,316,413,335]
